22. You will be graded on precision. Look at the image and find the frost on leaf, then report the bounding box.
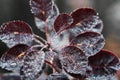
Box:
[69,16,103,37]
[53,8,103,39]
[20,48,45,80]
[0,21,33,48]
[54,14,73,33]
[88,50,120,77]
[45,51,62,73]
[47,73,69,80]
[30,0,59,32]
[50,31,70,51]
[71,32,105,57]
[70,8,103,34]
[59,46,88,78]
[0,44,29,72]
[69,8,103,37]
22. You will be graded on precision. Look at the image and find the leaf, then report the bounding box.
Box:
[0,44,29,72]
[69,8,103,35]
[59,46,88,78]
[88,50,120,76]
[54,14,73,33]
[71,8,97,24]
[20,48,45,80]
[71,32,105,57]
[0,20,33,47]
[30,0,53,21]
[30,0,59,32]
[54,8,103,39]
[69,16,103,37]
[45,51,62,73]
[47,73,69,80]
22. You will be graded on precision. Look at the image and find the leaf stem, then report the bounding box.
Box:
[34,34,47,44]
[33,38,45,46]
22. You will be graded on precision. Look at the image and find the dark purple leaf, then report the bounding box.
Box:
[69,8,103,36]
[0,44,29,72]
[45,51,62,73]
[47,73,69,80]
[59,46,88,78]
[88,50,120,76]
[54,8,103,40]
[69,16,103,37]
[20,48,45,80]
[71,32,105,57]
[71,8,97,24]
[54,14,73,33]
[30,0,53,21]
[30,0,59,32]
[0,20,33,47]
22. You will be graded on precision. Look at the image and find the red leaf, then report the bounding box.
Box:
[71,32,105,57]
[68,16,103,37]
[88,50,120,75]
[71,8,97,24]
[0,20,32,34]
[59,46,88,78]
[30,0,53,21]
[54,14,73,33]
[69,8,103,36]
[0,44,29,72]
[30,0,59,32]
[54,8,103,39]
[0,20,33,47]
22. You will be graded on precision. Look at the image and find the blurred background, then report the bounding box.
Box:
[0,0,120,79]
